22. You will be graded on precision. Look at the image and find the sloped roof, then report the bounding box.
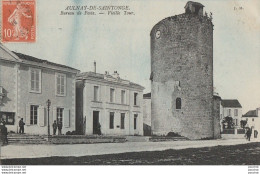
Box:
[143,92,151,98]
[221,99,242,108]
[242,110,258,117]
[77,71,145,90]
[13,52,79,71]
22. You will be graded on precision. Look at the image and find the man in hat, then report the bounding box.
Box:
[52,120,57,135]
[19,118,25,134]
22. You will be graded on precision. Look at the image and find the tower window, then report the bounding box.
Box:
[176,98,181,109]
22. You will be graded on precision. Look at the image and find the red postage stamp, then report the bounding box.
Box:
[1,0,36,42]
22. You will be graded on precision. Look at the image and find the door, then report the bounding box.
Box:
[93,111,99,134]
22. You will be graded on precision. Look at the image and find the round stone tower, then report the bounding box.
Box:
[150,1,214,139]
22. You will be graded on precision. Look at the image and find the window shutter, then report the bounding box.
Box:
[25,104,30,125]
[38,105,45,127]
[52,106,57,123]
[63,108,70,128]
[31,71,35,90]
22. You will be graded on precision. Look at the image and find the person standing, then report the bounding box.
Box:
[52,120,57,135]
[254,130,258,138]
[1,123,8,145]
[0,121,3,145]
[57,121,62,135]
[246,128,252,141]
[97,122,101,135]
[19,118,25,134]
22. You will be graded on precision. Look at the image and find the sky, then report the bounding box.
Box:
[2,0,260,114]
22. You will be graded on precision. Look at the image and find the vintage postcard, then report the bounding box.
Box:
[0,0,259,171]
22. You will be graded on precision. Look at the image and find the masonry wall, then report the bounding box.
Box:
[213,96,221,138]
[151,14,214,139]
[143,98,151,136]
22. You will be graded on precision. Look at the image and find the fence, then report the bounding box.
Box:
[222,129,235,134]
[237,129,246,134]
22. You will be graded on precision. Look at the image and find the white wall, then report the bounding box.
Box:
[83,79,144,136]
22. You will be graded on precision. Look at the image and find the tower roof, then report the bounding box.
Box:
[184,1,204,15]
[184,1,204,9]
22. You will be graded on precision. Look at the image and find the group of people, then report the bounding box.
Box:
[19,118,63,135]
[52,120,63,135]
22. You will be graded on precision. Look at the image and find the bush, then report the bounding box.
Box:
[66,131,77,135]
[167,132,182,137]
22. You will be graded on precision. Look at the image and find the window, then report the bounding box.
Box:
[228,109,231,116]
[234,119,238,126]
[234,109,238,116]
[0,112,15,125]
[121,113,125,129]
[94,86,99,101]
[176,98,181,109]
[252,118,254,122]
[134,114,138,130]
[56,73,66,96]
[30,68,41,93]
[134,92,138,105]
[110,88,115,103]
[30,105,38,125]
[246,118,248,121]
[121,90,126,104]
[57,108,63,125]
[109,112,114,129]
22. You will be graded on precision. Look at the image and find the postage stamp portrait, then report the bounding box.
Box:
[1,0,36,42]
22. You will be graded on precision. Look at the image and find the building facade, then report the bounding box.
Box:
[150,1,215,139]
[242,108,260,138]
[0,44,79,135]
[221,99,242,130]
[76,71,144,136]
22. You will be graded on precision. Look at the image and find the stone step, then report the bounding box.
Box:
[149,136,189,142]
[8,141,47,144]
[8,137,45,139]
[126,136,150,142]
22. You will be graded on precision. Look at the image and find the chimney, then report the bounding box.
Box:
[94,61,96,73]
[113,71,119,79]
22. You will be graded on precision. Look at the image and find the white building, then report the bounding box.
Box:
[0,44,79,135]
[76,71,144,136]
[221,99,242,130]
[242,108,260,138]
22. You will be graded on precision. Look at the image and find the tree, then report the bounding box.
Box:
[240,120,247,129]
[222,116,234,129]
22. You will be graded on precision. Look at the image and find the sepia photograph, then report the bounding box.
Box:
[0,0,259,170]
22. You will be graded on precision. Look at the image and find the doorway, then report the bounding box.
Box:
[93,111,99,134]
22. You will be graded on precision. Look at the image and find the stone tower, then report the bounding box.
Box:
[150,1,214,139]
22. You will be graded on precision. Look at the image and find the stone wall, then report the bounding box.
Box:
[143,97,151,135]
[150,13,214,139]
[213,96,221,138]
